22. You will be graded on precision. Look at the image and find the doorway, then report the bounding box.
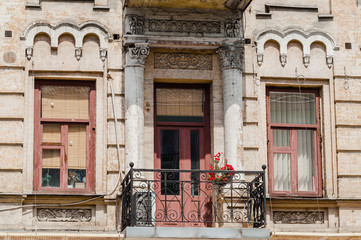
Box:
[154,83,211,226]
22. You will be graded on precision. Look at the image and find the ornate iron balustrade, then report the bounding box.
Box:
[120,163,266,231]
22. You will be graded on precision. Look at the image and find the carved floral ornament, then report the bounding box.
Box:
[37,208,92,222]
[256,30,336,68]
[154,52,213,70]
[22,22,109,61]
[125,14,241,37]
[273,211,324,224]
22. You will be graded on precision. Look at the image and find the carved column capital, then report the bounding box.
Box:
[127,43,150,66]
[216,42,243,70]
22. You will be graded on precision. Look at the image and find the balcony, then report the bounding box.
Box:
[119,163,268,238]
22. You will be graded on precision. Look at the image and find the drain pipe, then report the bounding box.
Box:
[107,73,123,195]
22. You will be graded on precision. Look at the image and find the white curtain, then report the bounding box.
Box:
[270,92,316,192]
[297,130,315,191]
[270,92,316,124]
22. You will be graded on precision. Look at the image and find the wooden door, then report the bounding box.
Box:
[154,127,210,227]
[153,83,211,227]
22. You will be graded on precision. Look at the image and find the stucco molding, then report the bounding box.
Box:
[22,21,110,51]
[124,14,241,38]
[153,52,213,70]
[255,29,336,68]
[37,208,92,222]
[273,211,325,224]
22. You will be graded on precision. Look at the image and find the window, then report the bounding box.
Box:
[34,80,95,193]
[267,88,321,197]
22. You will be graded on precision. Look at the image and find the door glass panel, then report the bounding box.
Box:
[273,129,290,147]
[161,130,179,195]
[41,86,90,119]
[270,92,316,124]
[191,130,200,196]
[42,149,61,187]
[68,125,87,189]
[297,130,315,191]
[273,153,291,191]
[156,88,204,122]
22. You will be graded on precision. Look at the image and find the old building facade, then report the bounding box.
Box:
[0,0,361,239]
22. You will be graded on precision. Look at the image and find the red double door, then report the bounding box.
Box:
[154,126,211,227]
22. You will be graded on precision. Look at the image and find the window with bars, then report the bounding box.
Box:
[267,88,322,197]
[34,81,95,193]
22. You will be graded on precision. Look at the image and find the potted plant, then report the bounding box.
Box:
[208,152,235,184]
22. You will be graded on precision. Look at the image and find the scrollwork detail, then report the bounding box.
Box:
[273,211,324,224]
[224,19,241,38]
[154,52,212,70]
[37,208,92,222]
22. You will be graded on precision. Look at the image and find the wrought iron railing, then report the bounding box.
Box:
[120,163,266,231]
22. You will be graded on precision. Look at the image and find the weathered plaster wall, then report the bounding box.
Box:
[0,0,123,232]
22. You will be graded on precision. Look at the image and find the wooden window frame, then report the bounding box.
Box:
[266,87,322,197]
[34,80,95,193]
[154,83,211,171]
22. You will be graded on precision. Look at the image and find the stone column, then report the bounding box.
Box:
[124,43,149,171]
[217,42,244,170]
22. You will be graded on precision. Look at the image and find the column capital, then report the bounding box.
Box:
[126,43,150,67]
[216,42,243,70]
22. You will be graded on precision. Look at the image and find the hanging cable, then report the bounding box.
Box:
[344,66,349,90]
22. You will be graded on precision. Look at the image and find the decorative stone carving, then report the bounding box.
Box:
[257,54,263,66]
[154,52,213,70]
[327,55,333,68]
[127,15,145,35]
[256,30,335,69]
[148,19,221,34]
[303,54,310,68]
[216,43,243,70]
[100,48,107,62]
[128,44,150,65]
[37,208,92,222]
[23,21,109,51]
[75,47,82,61]
[224,19,241,38]
[25,47,33,60]
[273,211,324,224]
[280,54,287,66]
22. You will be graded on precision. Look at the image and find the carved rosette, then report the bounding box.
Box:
[216,43,243,70]
[127,15,145,35]
[224,19,241,38]
[154,52,213,70]
[273,211,324,224]
[128,44,150,66]
[37,208,92,222]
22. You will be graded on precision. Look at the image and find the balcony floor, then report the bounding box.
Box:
[123,226,270,239]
